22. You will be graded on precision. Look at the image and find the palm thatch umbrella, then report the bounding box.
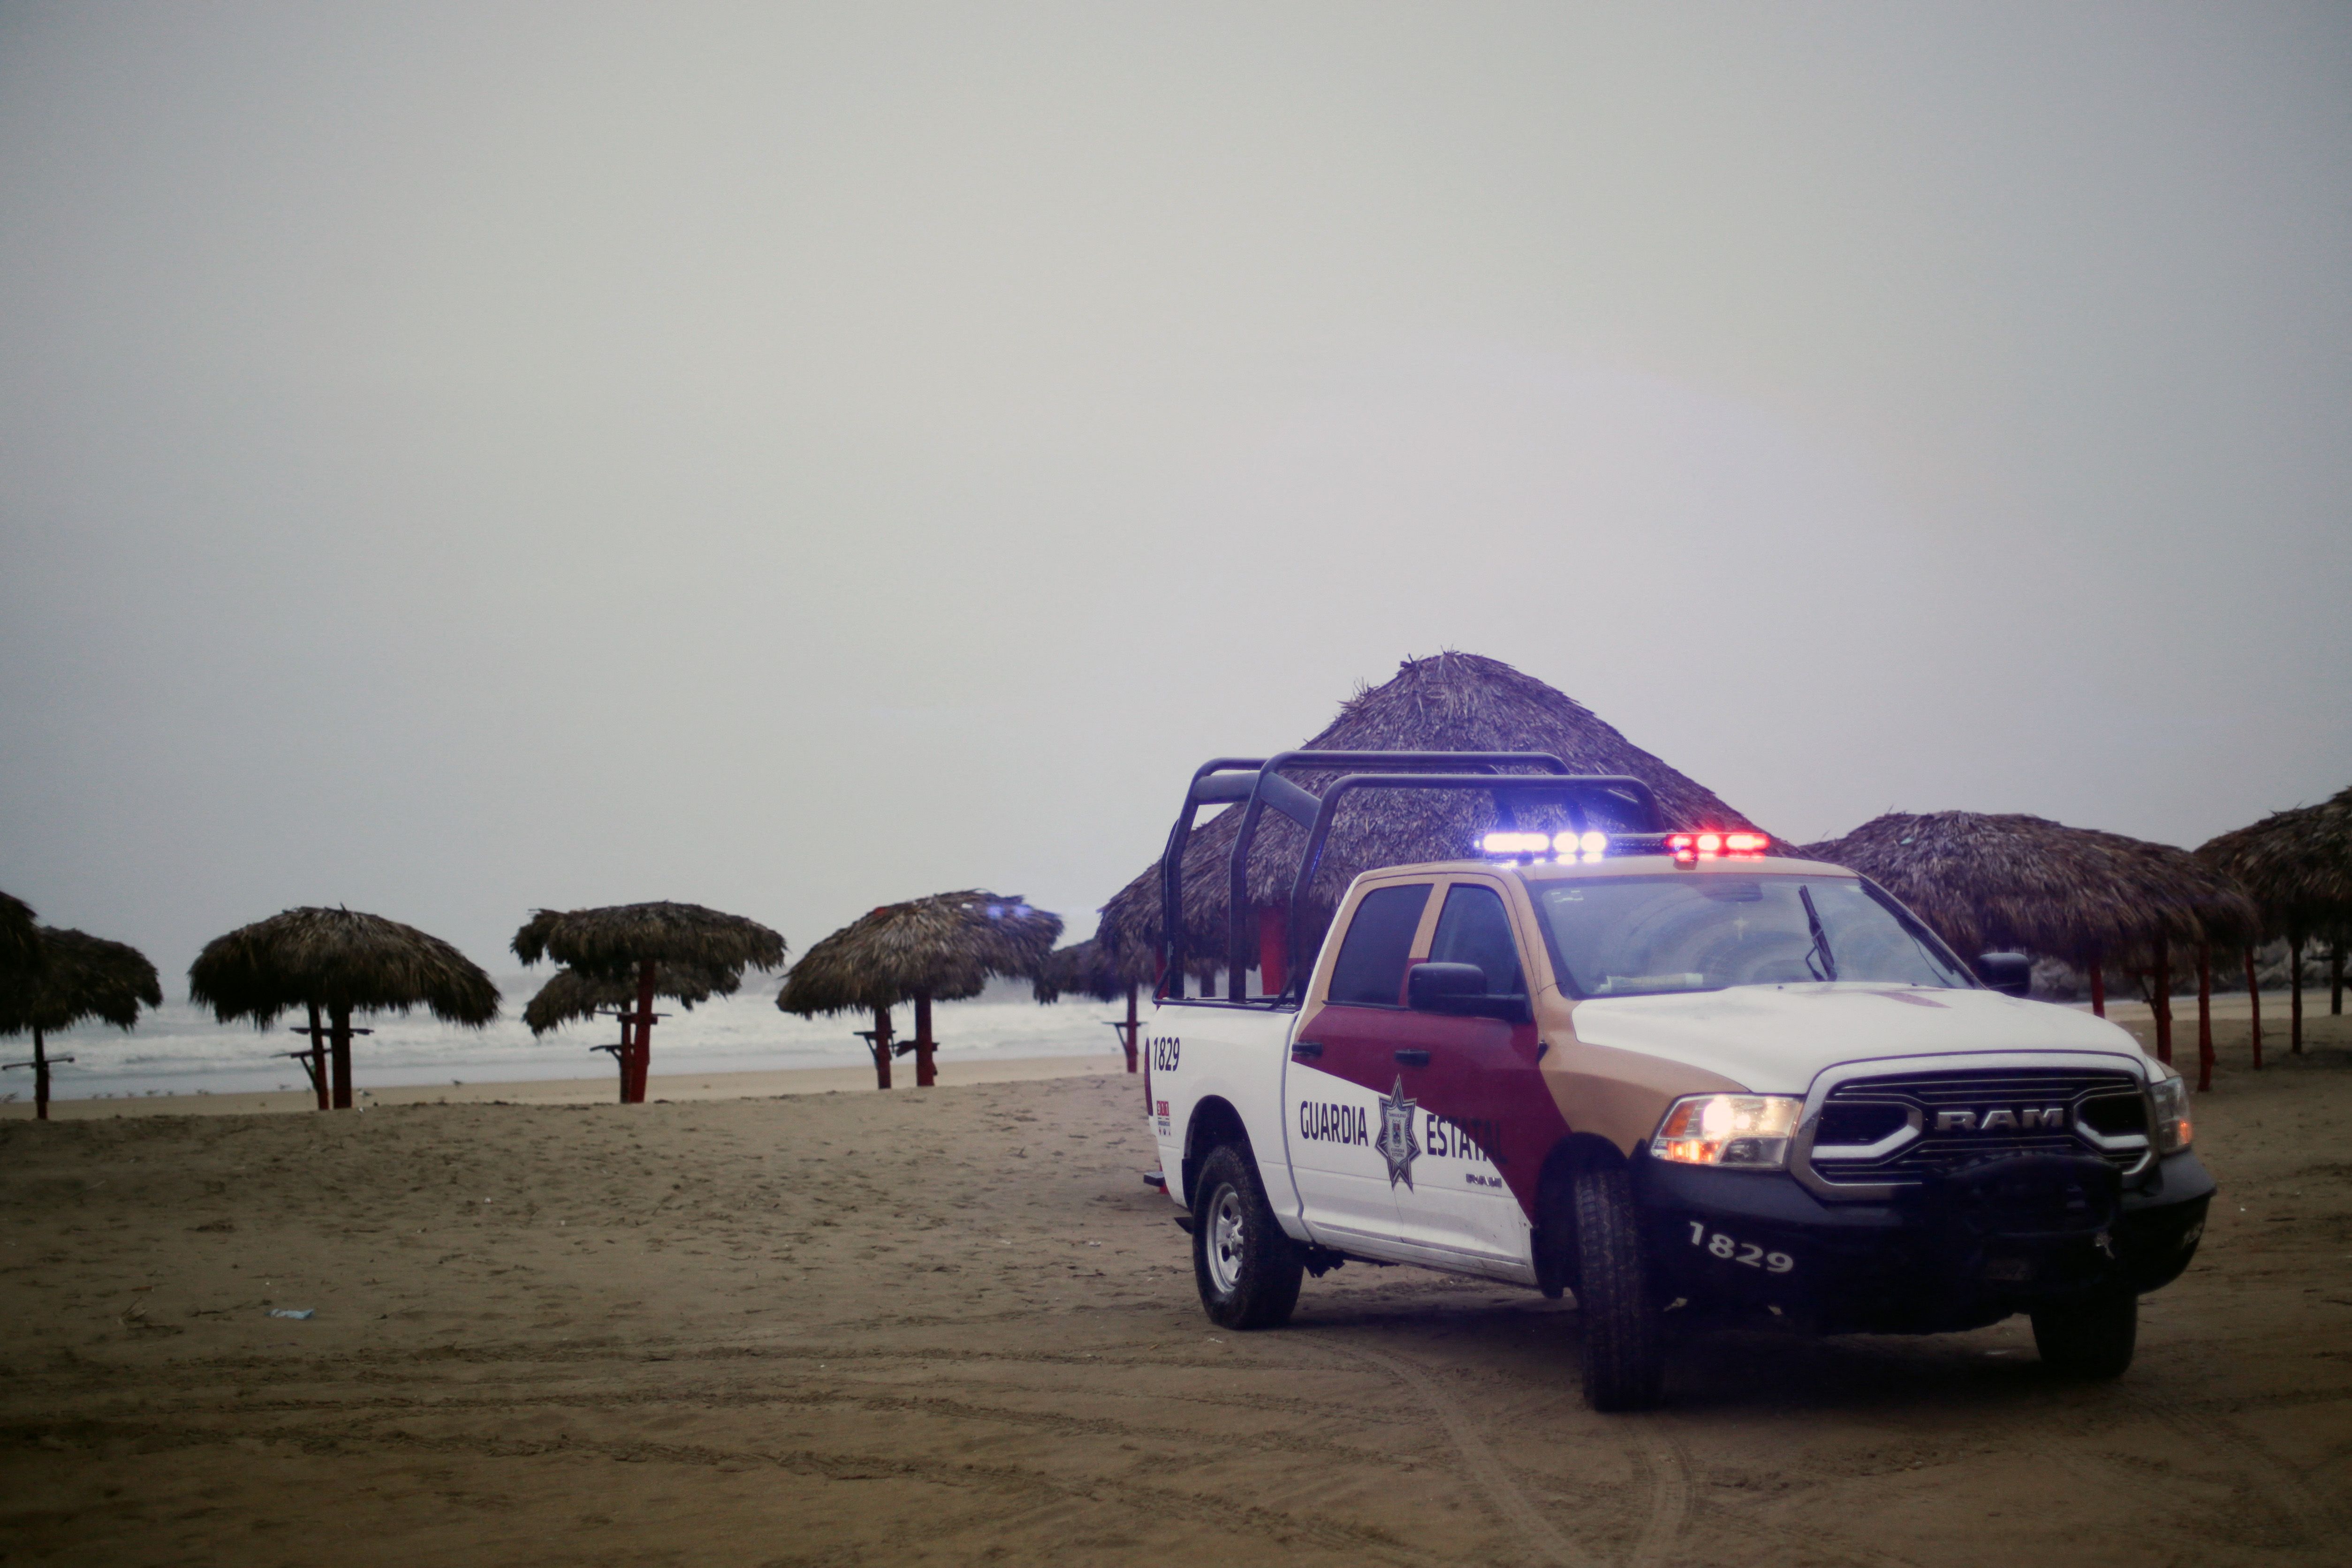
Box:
[0,891,37,982]
[1032,936,1157,1072]
[779,891,1061,1089]
[190,907,500,1110]
[1095,651,1760,992]
[512,902,785,1103]
[1802,812,2260,1084]
[521,962,740,1035]
[0,926,162,1120]
[2200,784,2352,1054]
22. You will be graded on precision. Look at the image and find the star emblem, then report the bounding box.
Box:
[1374,1076,1421,1189]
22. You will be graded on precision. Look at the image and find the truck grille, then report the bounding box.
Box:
[1801,1066,2150,1190]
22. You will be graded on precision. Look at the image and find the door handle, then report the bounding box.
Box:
[1394,1049,1431,1068]
[1291,1041,1324,1060]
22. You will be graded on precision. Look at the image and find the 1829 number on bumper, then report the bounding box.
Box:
[1686,1221,1794,1274]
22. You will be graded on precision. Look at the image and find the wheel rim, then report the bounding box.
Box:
[1206,1184,1247,1295]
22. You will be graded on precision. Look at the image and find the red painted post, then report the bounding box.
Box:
[1123,982,1140,1073]
[330,1001,355,1109]
[2088,955,2106,1018]
[1257,906,1288,1000]
[31,1025,48,1122]
[2246,947,2263,1069]
[870,1004,893,1091]
[2195,942,2213,1093]
[2151,935,2172,1067]
[913,989,936,1088]
[306,1002,329,1111]
[626,958,658,1103]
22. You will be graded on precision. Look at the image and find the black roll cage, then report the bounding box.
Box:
[1157,751,1666,1007]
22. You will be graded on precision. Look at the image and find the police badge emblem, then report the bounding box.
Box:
[1374,1076,1421,1189]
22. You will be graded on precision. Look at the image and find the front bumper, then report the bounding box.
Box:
[1632,1148,2214,1334]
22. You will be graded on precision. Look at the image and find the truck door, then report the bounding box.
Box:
[1384,879,1545,1279]
[1283,880,1434,1252]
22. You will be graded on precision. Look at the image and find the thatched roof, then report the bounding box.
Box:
[511,901,786,982]
[189,907,501,1028]
[0,926,163,1036]
[0,891,37,980]
[523,962,742,1037]
[1799,811,2261,964]
[1096,651,1760,971]
[2199,785,2352,939]
[1031,936,1149,1004]
[779,891,1062,1018]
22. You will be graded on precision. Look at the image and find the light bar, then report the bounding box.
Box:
[1552,830,1609,856]
[1665,830,1771,860]
[1479,830,1552,856]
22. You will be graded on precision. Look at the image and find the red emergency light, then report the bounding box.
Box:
[1665,830,1770,860]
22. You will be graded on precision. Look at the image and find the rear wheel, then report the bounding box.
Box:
[1571,1162,1663,1411]
[2031,1287,2137,1379]
[1192,1144,1304,1330]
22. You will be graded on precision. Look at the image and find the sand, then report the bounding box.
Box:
[1,1053,1131,1121]
[2,1010,2347,1567]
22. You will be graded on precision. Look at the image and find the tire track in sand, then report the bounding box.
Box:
[1622,1422,1691,1568]
[1307,1335,1622,1568]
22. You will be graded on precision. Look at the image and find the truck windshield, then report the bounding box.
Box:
[1532,874,1974,998]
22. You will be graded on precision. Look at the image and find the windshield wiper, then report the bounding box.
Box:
[1799,885,1839,981]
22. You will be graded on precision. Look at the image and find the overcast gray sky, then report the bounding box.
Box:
[3,2,2347,985]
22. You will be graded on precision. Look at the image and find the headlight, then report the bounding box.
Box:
[2148,1069,2193,1154]
[1652,1095,1803,1169]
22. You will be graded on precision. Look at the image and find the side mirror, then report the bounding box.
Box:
[1975,952,2033,998]
[1407,962,1528,1021]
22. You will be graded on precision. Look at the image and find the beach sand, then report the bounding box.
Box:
[1,1052,1131,1121]
[2,1008,2347,1566]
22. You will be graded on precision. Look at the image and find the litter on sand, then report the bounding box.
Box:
[266,1308,316,1320]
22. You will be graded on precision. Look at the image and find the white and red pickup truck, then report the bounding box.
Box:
[1140,753,2213,1410]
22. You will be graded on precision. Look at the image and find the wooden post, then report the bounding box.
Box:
[305,1001,329,1111]
[870,1004,893,1090]
[913,989,936,1088]
[2332,937,2345,1017]
[2087,954,2106,1018]
[329,1001,354,1109]
[2150,935,2172,1067]
[2195,942,2214,1093]
[2246,946,2263,1069]
[31,1024,47,1122]
[1123,982,1140,1073]
[1257,906,1288,1000]
[625,958,658,1103]
[2290,934,2305,1054]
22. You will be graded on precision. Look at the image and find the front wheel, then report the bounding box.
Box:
[1571,1162,1663,1411]
[2031,1287,2137,1379]
[1192,1144,1304,1330]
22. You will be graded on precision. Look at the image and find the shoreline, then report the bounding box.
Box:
[0,1052,1137,1120]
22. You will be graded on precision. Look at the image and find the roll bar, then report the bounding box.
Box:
[1157,752,1664,1005]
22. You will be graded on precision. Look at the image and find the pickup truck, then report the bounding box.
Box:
[1142,752,2214,1410]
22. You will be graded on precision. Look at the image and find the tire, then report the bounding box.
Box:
[1570,1162,1663,1411]
[1192,1144,1305,1330]
[2031,1287,2137,1380]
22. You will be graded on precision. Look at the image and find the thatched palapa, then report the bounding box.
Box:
[1032,935,1155,1072]
[1095,652,1760,982]
[780,891,1061,1088]
[0,891,37,981]
[1,925,163,1121]
[1801,811,2259,1080]
[2200,783,2352,1053]
[522,962,740,1037]
[190,907,499,1110]
[512,902,785,1103]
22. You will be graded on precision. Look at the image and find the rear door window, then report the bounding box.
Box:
[1427,884,1525,997]
[1327,884,1433,1006]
